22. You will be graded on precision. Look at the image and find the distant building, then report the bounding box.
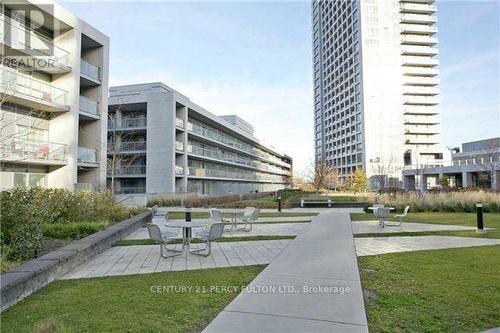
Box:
[311,0,443,187]
[403,137,500,190]
[107,83,293,203]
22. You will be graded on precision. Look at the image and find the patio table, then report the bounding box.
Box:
[166,221,208,253]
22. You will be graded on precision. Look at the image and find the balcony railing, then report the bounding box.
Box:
[403,95,439,105]
[74,183,95,192]
[176,117,184,128]
[78,146,98,164]
[400,24,438,35]
[0,137,67,162]
[175,141,184,151]
[122,117,147,129]
[80,59,100,81]
[109,165,146,176]
[79,95,99,116]
[1,65,69,109]
[115,186,146,194]
[175,165,184,175]
[402,66,439,76]
[187,166,285,182]
[0,15,71,71]
[121,141,147,152]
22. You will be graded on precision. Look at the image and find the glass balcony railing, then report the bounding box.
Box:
[79,95,99,116]
[0,137,67,162]
[187,166,285,183]
[77,146,97,164]
[175,165,184,175]
[80,59,100,81]
[176,117,184,128]
[0,15,71,71]
[175,141,183,151]
[1,65,69,109]
[108,165,146,176]
[120,141,147,152]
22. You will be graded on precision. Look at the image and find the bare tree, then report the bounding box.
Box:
[370,156,401,191]
[477,139,500,189]
[307,159,339,194]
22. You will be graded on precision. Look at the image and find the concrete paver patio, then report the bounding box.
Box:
[352,220,475,234]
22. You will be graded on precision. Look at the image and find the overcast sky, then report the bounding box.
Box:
[62,0,500,174]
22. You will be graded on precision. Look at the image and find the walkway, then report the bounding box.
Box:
[203,209,369,333]
[352,221,475,234]
[355,236,500,256]
[61,240,290,280]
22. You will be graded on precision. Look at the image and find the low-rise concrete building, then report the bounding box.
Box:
[0,0,109,191]
[107,83,292,203]
[403,137,500,191]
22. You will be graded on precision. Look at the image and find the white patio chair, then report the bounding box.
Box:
[376,207,391,228]
[146,223,181,258]
[237,207,260,232]
[385,205,410,227]
[189,223,226,257]
[209,208,231,231]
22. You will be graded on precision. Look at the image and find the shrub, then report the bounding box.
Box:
[42,221,109,240]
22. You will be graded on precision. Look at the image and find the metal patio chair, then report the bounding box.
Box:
[189,223,226,257]
[146,223,181,258]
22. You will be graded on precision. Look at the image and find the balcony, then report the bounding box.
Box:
[404,125,439,135]
[79,95,99,119]
[401,13,437,25]
[405,136,439,145]
[175,165,184,175]
[401,24,438,35]
[77,146,98,167]
[403,106,439,115]
[401,45,438,56]
[403,86,439,96]
[187,166,284,183]
[176,117,184,129]
[80,59,101,86]
[400,3,436,14]
[175,141,184,152]
[404,115,439,125]
[402,66,439,77]
[403,76,439,86]
[404,95,439,105]
[0,137,67,165]
[402,56,439,67]
[0,65,70,112]
[0,15,71,74]
[115,186,146,194]
[120,141,146,152]
[401,35,438,46]
[109,165,146,176]
[109,117,147,130]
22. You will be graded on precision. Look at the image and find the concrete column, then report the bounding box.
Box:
[492,170,500,190]
[403,175,416,191]
[462,172,473,188]
[419,174,427,192]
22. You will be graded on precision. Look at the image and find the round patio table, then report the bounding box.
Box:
[220,209,245,231]
[367,207,395,211]
[166,221,207,253]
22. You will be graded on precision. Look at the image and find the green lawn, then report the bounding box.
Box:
[166,211,317,220]
[360,245,500,332]
[351,212,500,239]
[1,266,264,333]
[113,235,295,246]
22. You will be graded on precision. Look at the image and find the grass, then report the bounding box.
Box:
[113,235,296,246]
[359,245,500,332]
[1,265,265,333]
[166,211,317,220]
[350,212,500,239]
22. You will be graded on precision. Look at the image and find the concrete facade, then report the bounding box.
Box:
[108,83,292,202]
[403,137,500,190]
[312,0,443,186]
[0,0,109,191]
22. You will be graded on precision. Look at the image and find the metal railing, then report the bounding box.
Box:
[80,59,100,81]
[175,141,183,151]
[79,95,99,116]
[77,146,98,164]
[176,117,184,128]
[187,166,285,182]
[109,165,146,175]
[1,65,69,108]
[175,165,184,175]
[115,186,146,194]
[74,183,94,192]
[120,141,147,152]
[0,137,67,162]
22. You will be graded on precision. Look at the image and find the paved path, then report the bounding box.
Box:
[352,221,475,235]
[355,236,500,256]
[125,222,308,240]
[61,240,290,280]
[203,209,369,333]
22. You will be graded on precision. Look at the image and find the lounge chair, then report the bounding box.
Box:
[146,223,181,258]
[189,223,226,256]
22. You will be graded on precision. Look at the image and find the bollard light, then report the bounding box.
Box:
[278,196,282,212]
[476,203,485,234]
[185,207,192,222]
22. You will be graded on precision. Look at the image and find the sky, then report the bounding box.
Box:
[61,0,500,174]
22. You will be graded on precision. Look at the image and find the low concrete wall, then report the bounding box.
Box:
[0,211,152,311]
[291,201,368,208]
